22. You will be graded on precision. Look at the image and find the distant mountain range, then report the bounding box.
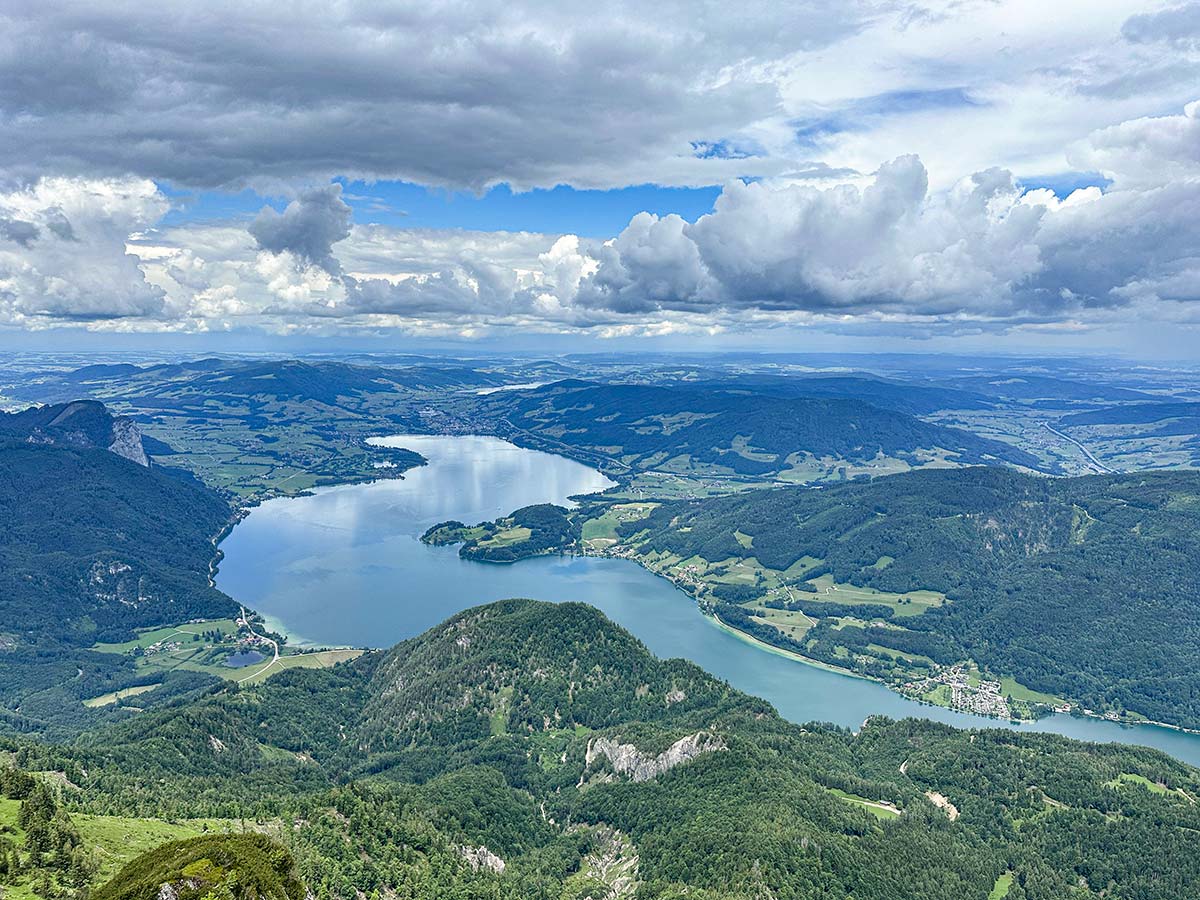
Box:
[480,380,1044,477]
[6,358,506,408]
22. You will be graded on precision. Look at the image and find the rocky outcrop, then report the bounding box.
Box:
[0,399,149,466]
[583,826,639,898]
[108,415,150,466]
[585,731,726,783]
[458,844,505,874]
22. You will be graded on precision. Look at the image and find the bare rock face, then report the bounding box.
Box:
[586,731,726,783]
[108,415,150,466]
[2,400,149,466]
[458,844,505,874]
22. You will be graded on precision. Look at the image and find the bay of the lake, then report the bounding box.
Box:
[216,434,1200,766]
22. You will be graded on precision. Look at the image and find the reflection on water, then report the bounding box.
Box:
[217,434,1200,766]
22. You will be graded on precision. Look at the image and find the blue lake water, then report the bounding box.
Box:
[216,434,1200,767]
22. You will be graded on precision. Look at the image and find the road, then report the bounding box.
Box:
[1041,422,1114,473]
[235,606,280,684]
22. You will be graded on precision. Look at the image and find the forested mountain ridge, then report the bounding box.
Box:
[651,373,995,416]
[10,599,1200,900]
[0,400,149,466]
[617,466,1200,727]
[0,417,239,734]
[480,380,1043,478]
[5,358,505,407]
[0,441,235,647]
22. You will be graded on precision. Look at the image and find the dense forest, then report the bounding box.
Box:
[0,441,235,645]
[619,466,1200,727]
[480,380,1042,476]
[2,599,1198,900]
[422,504,577,562]
[0,430,239,736]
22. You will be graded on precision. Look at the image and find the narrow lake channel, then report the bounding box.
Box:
[215,434,1200,766]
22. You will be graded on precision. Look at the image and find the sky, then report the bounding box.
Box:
[0,0,1198,358]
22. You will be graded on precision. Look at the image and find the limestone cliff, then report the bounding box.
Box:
[0,399,149,466]
[108,415,150,466]
[585,731,726,783]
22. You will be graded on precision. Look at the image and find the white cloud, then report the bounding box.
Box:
[0,177,167,323]
[1069,100,1200,187]
[0,97,1194,352]
[0,0,870,191]
[1,0,1196,196]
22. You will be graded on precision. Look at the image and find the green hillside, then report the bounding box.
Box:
[2,599,1183,900]
[616,466,1200,727]
[0,436,239,735]
[0,442,235,647]
[93,835,305,900]
[481,380,1043,481]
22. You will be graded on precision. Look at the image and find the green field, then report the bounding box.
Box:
[581,502,658,547]
[744,598,815,641]
[827,788,901,820]
[1106,772,1170,795]
[988,873,1014,899]
[999,676,1065,706]
[92,619,363,688]
[74,815,235,884]
[2,792,233,898]
[236,649,365,686]
[82,684,160,708]
[93,619,239,655]
[476,525,532,548]
[803,575,945,616]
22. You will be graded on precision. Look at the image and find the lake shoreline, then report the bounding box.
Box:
[215,433,1200,766]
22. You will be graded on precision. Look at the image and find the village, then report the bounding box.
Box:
[903,665,1014,719]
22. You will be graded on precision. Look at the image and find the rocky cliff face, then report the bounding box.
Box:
[585,731,727,783]
[457,844,505,874]
[108,415,149,466]
[0,400,149,466]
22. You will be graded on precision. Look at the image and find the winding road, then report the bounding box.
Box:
[235,606,280,684]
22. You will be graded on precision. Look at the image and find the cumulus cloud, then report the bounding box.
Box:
[1069,101,1200,187]
[250,184,352,274]
[0,177,167,323]
[568,104,1200,325]
[3,94,1198,348]
[574,157,1046,320]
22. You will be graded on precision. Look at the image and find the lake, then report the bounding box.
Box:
[216,434,1200,766]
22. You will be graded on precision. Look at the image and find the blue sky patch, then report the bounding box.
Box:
[159,181,724,237]
[793,87,981,148]
[1018,171,1112,199]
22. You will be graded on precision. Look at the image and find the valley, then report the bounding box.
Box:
[5,353,1200,900]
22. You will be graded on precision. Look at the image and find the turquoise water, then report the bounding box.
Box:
[216,434,1200,766]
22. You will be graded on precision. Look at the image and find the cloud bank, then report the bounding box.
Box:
[0,2,1196,351]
